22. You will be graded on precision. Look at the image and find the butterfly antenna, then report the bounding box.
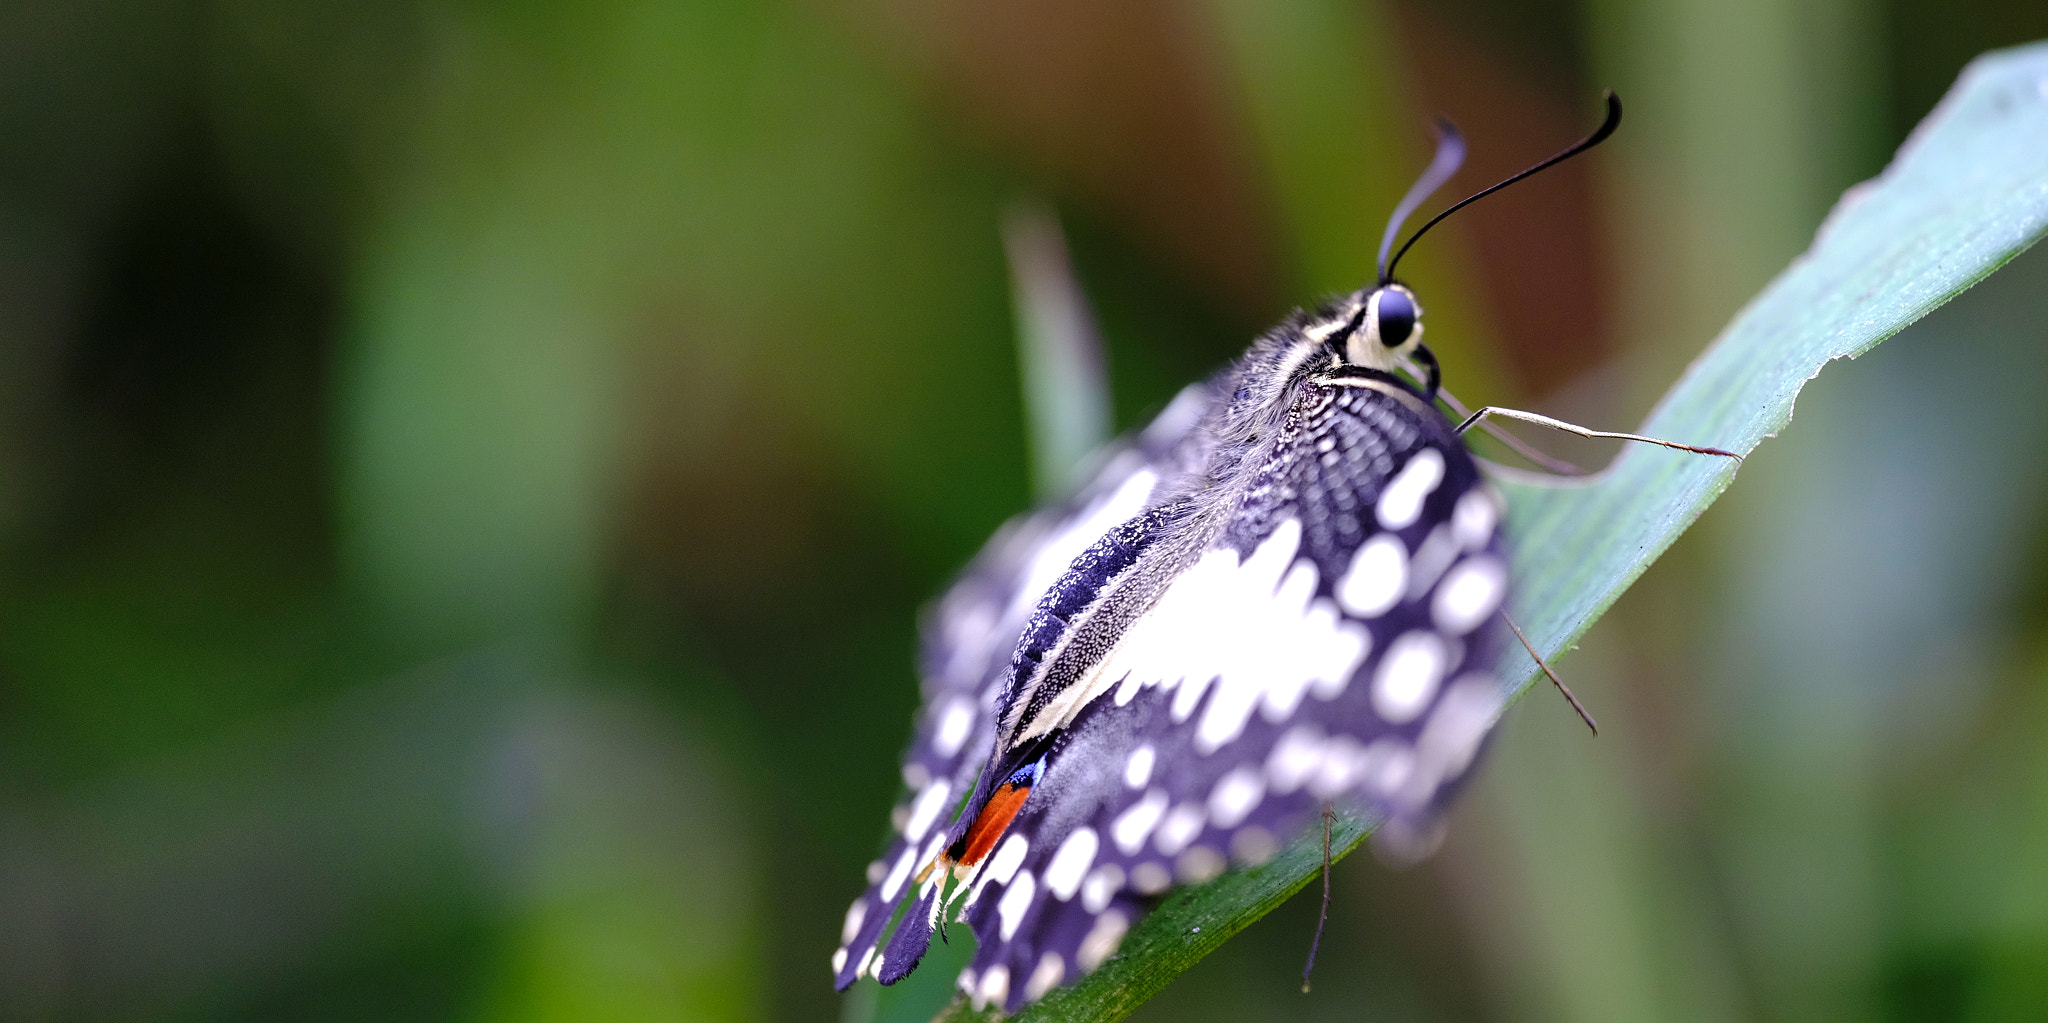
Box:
[1300,804,1336,993]
[1383,91,1623,283]
[1377,120,1466,284]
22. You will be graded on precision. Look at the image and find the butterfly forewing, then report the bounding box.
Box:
[945,365,1510,1011]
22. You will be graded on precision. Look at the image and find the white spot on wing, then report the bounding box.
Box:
[1029,521,1290,741]
[1154,803,1206,856]
[841,898,868,944]
[1044,827,1100,901]
[918,832,948,876]
[1049,512,1373,745]
[932,700,974,758]
[1404,525,1461,600]
[1176,845,1226,883]
[832,946,848,974]
[1196,538,1313,751]
[1452,488,1499,548]
[1078,910,1130,971]
[1230,826,1278,864]
[1267,598,1370,715]
[1358,738,1416,796]
[1025,952,1067,1001]
[1081,863,1124,912]
[1308,733,1366,797]
[1111,789,1169,855]
[1374,631,1448,724]
[987,833,1030,885]
[1338,533,1407,616]
[903,781,953,842]
[967,831,1031,909]
[1433,556,1505,634]
[1265,725,1325,794]
[1207,766,1265,829]
[998,870,1037,940]
[1399,674,1504,805]
[1170,669,1214,723]
[923,874,946,930]
[1130,861,1171,893]
[976,964,1011,1011]
[1123,744,1156,789]
[1240,516,1302,586]
[1377,449,1445,528]
[880,845,917,902]
[1114,672,1143,706]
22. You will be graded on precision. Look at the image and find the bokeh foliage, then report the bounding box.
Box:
[1,1,2046,1022]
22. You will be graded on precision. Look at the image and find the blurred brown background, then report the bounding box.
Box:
[1,0,2046,1020]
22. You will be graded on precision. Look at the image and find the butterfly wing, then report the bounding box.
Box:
[948,368,1511,1011]
[832,382,1223,989]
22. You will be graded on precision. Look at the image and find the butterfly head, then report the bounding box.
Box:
[1343,90,1621,398]
[1345,283,1424,370]
[1300,282,1434,396]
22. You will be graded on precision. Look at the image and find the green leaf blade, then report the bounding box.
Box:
[1505,42,2048,671]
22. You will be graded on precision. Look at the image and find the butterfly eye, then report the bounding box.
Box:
[1374,288,1417,348]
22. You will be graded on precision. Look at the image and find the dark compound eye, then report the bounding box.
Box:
[1376,288,1416,347]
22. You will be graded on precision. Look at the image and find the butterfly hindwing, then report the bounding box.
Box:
[946,365,1510,1012]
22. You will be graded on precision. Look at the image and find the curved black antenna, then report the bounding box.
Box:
[1383,91,1623,283]
[1376,118,1465,283]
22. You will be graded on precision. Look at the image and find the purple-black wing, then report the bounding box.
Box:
[947,370,1511,1011]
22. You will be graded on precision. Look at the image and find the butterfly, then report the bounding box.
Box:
[833,93,1725,1013]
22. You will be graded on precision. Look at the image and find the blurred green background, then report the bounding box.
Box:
[2,0,2046,1020]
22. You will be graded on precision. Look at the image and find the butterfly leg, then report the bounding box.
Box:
[1502,608,1597,735]
[1300,804,1336,994]
[1454,404,1742,462]
[1428,384,1587,474]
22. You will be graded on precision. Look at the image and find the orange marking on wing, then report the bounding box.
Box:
[957,782,1032,868]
